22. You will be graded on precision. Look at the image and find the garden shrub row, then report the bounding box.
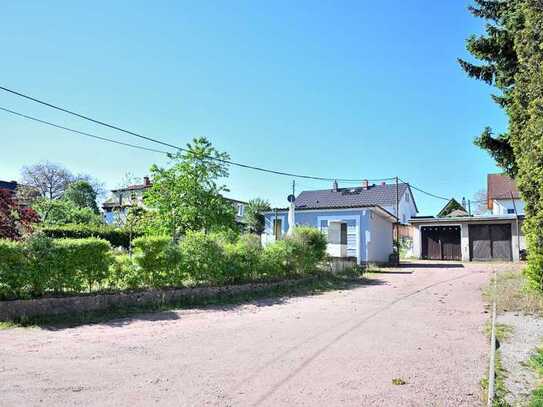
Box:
[0,227,328,300]
[0,235,112,300]
[40,224,140,249]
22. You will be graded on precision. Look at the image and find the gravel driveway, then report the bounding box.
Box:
[0,262,496,406]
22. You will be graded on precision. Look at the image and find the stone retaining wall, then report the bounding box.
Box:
[0,277,315,321]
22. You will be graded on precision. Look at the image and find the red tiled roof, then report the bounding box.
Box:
[487,173,521,209]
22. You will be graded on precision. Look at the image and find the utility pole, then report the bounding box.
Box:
[395,176,400,246]
[292,179,295,198]
[511,191,521,260]
[468,200,472,216]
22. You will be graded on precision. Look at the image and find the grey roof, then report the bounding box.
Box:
[293,183,413,210]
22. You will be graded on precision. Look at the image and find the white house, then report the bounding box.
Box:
[102,176,247,225]
[262,180,417,264]
[487,173,525,215]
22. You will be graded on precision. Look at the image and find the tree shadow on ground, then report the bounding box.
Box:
[25,274,387,331]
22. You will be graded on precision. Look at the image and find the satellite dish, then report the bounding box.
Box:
[287,194,296,203]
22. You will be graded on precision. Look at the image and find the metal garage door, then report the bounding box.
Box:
[469,224,512,261]
[421,226,461,260]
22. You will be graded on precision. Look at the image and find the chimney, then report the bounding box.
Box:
[143,176,150,186]
[332,180,338,192]
[362,179,369,190]
[381,181,386,186]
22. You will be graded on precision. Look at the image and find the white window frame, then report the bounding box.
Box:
[317,214,361,263]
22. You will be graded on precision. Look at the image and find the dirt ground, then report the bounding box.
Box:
[0,262,511,406]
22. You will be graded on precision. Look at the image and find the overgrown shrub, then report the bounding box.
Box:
[180,231,226,285]
[40,224,139,249]
[260,239,295,279]
[0,240,27,300]
[222,234,262,284]
[289,226,327,275]
[132,236,182,288]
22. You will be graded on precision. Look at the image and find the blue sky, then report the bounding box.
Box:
[1,1,506,214]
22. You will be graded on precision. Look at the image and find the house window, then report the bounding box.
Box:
[402,214,407,224]
[405,193,410,203]
[237,204,244,217]
[507,208,515,214]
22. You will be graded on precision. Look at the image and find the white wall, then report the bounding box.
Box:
[492,198,525,215]
[368,211,394,263]
[383,190,418,225]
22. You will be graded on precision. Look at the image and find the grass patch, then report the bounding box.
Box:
[0,321,20,330]
[484,270,543,316]
[484,322,514,343]
[528,347,543,406]
[4,271,374,329]
[481,350,510,407]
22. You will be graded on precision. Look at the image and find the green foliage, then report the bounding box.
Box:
[260,239,295,279]
[222,234,263,284]
[462,0,543,289]
[0,234,112,299]
[63,180,99,213]
[132,236,182,288]
[289,226,328,275]
[144,137,237,238]
[244,198,271,235]
[33,198,102,226]
[0,240,26,299]
[179,231,227,285]
[40,224,139,249]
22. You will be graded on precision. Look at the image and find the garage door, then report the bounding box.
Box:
[469,224,512,261]
[421,226,461,261]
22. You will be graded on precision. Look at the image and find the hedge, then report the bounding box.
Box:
[0,227,329,300]
[0,235,112,300]
[40,225,140,249]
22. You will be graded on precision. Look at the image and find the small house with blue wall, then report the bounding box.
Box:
[262,180,417,264]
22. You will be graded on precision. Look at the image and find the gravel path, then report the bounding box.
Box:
[498,312,543,406]
[0,262,495,406]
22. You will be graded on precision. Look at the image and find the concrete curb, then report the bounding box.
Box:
[0,276,317,322]
[487,270,498,406]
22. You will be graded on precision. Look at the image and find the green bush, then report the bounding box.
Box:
[289,226,327,274]
[132,236,182,288]
[180,231,227,285]
[260,239,295,279]
[222,234,262,284]
[0,240,27,300]
[40,224,140,249]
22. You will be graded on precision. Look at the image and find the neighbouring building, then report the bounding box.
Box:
[0,180,18,193]
[488,173,525,215]
[262,180,417,264]
[410,174,525,262]
[102,176,247,225]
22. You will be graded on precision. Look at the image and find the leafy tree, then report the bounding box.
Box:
[32,198,102,226]
[244,198,271,235]
[458,0,522,176]
[461,0,543,287]
[0,189,39,240]
[63,180,99,213]
[144,137,236,238]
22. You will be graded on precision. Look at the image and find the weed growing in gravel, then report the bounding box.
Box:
[392,378,407,385]
[484,322,514,342]
[528,347,543,406]
[484,271,543,316]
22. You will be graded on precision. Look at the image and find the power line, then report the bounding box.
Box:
[399,178,450,201]
[0,106,171,155]
[0,93,394,183]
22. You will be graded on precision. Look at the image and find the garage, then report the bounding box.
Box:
[469,224,512,261]
[421,226,461,261]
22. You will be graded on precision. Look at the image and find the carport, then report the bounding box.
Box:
[411,215,524,262]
